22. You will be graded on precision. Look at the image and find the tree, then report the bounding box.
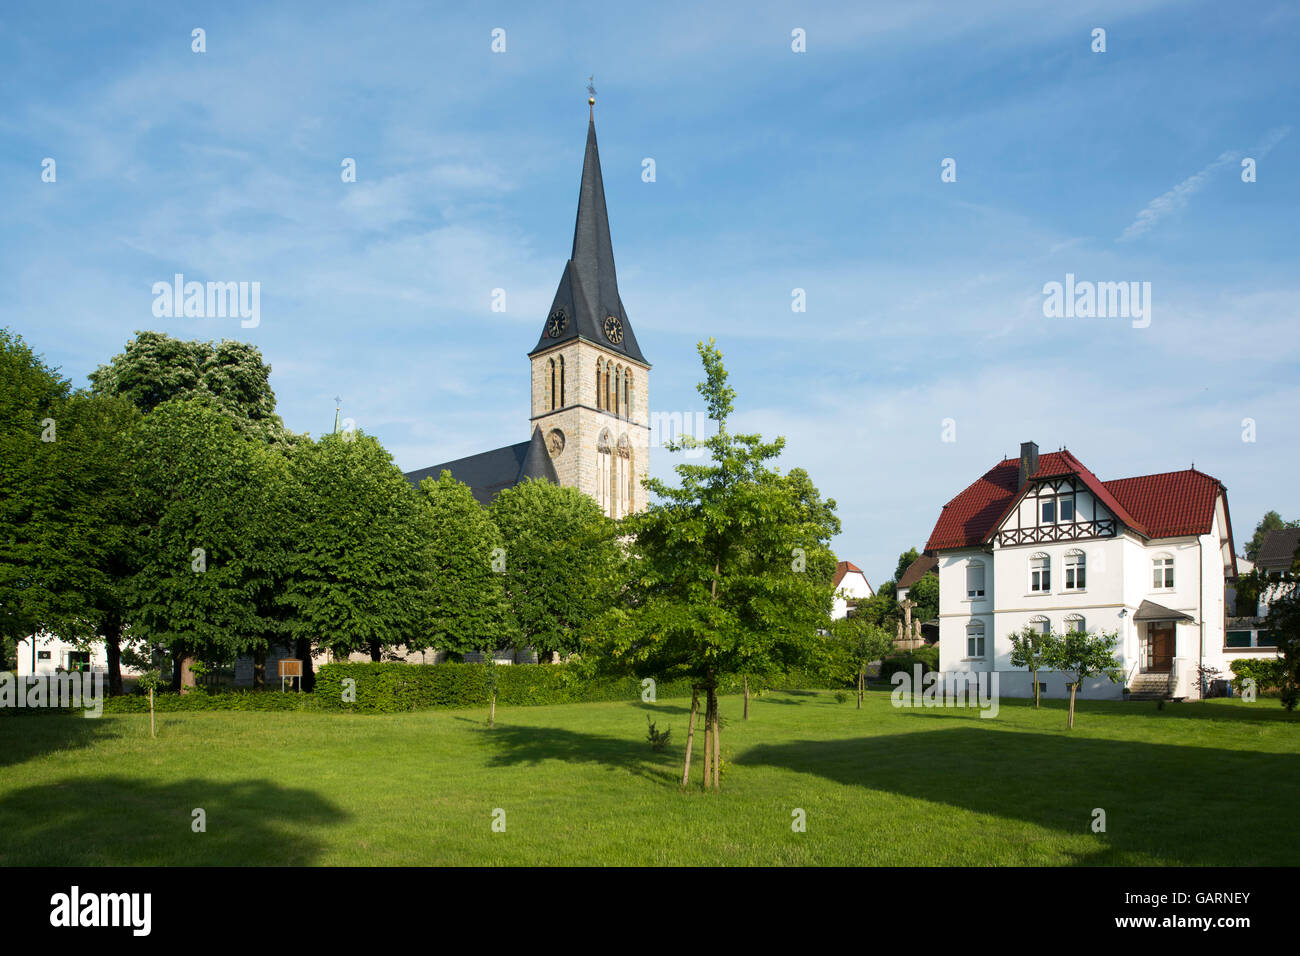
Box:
[1245,510,1300,562]
[1260,552,1300,709]
[0,329,70,651]
[834,617,894,708]
[490,478,620,661]
[125,399,290,691]
[1008,624,1051,708]
[27,391,141,694]
[415,472,514,660]
[90,331,295,447]
[592,339,841,790]
[283,432,431,667]
[1045,628,1122,728]
[893,548,921,585]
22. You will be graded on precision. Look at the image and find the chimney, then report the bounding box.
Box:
[1018,441,1039,489]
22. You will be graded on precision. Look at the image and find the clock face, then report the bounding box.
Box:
[603,314,623,344]
[547,310,567,338]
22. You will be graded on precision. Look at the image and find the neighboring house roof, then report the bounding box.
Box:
[896,554,939,590]
[833,560,872,592]
[1132,599,1195,623]
[405,426,559,506]
[1257,528,1300,572]
[529,118,649,367]
[925,449,1227,552]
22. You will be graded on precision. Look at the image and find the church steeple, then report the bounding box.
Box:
[529,113,648,366]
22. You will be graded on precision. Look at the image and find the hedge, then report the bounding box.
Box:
[312,661,832,714]
[1230,658,1285,694]
[878,646,940,681]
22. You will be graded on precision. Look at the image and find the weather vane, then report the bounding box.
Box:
[587,76,596,111]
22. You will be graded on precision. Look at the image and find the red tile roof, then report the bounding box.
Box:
[924,451,1226,552]
[833,560,870,590]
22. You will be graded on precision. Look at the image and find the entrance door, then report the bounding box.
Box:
[1143,623,1174,673]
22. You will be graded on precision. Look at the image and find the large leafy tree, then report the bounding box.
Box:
[283,433,431,665]
[90,331,294,447]
[125,399,290,691]
[28,391,141,694]
[490,477,620,661]
[0,329,70,650]
[415,472,514,660]
[592,340,840,790]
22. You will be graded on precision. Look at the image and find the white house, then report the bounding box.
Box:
[13,632,143,679]
[832,561,874,620]
[924,441,1264,701]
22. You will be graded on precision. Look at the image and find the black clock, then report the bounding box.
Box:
[547,310,567,337]
[603,314,623,344]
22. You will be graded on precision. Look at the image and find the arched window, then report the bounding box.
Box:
[605,360,614,412]
[966,559,985,599]
[1065,613,1086,634]
[557,356,565,408]
[1064,549,1086,590]
[965,621,986,658]
[595,360,603,410]
[615,434,631,518]
[1028,614,1050,636]
[623,369,631,418]
[1152,553,1174,590]
[547,358,556,411]
[596,430,612,516]
[613,364,622,417]
[1029,553,1050,593]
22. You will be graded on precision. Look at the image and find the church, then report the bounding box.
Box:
[404,104,651,519]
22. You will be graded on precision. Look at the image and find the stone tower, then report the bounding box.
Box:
[528,111,650,518]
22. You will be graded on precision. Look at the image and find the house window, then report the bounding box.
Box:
[1029,615,1050,636]
[1065,614,1086,634]
[966,560,985,599]
[1030,554,1050,592]
[1041,499,1056,523]
[37,651,51,660]
[1064,550,1086,590]
[966,622,985,658]
[1059,496,1075,521]
[1152,555,1174,589]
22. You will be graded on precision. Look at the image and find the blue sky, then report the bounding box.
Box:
[3,0,1298,587]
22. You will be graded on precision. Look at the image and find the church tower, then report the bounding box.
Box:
[528,105,650,518]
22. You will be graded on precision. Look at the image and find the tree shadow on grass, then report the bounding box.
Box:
[477,723,681,785]
[736,726,1300,865]
[0,713,124,770]
[0,776,349,866]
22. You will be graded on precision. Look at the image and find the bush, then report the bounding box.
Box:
[1230,658,1284,695]
[312,662,834,714]
[102,688,312,713]
[878,646,940,681]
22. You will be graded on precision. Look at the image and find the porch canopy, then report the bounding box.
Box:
[1132,599,1195,623]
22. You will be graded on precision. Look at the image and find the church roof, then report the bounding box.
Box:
[529,117,649,367]
[405,426,559,506]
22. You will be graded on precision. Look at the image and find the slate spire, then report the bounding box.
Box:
[530,113,648,365]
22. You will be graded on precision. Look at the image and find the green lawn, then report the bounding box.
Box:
[1,690,1297,865]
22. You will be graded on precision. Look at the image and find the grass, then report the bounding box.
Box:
[1,689,1297,866]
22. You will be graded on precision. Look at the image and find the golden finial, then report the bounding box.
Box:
[587,76,596,110]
